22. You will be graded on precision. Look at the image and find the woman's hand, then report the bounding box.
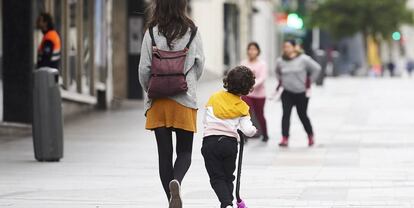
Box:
[268,87,283,101]
[306,89,312,98]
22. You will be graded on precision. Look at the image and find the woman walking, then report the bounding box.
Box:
[276,40,321,147]
[241,42,269,142]
[138,0,205,207]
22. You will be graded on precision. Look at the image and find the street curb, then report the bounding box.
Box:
[0,122,32,137]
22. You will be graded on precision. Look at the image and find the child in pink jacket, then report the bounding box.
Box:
[241,42,269,142]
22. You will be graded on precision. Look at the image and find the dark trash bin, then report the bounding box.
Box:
[32,67,63,162]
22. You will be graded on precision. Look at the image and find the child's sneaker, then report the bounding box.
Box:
[308,135,315,147]
[237,200,247,208]
[169,180,182,208]
[278,136,289,147]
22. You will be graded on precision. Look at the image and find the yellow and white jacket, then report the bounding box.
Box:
[203,90,257,141]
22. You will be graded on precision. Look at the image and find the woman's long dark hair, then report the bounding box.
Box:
[146,0,196,49]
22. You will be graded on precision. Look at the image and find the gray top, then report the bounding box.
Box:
[139,26,205,114]
[276,54,321,93]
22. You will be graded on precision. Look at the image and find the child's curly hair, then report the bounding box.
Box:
[223,66,255,96]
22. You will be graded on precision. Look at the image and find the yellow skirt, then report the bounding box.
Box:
[146,98,197,132]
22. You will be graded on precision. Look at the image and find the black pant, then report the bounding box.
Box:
[281,90,314,137]
[201,136,238,208]
[154,127,194,200]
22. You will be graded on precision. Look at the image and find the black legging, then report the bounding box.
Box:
[154,127,194,199]
[281,90,314,137]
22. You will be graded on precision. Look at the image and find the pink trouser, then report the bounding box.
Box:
[242,96,268,138]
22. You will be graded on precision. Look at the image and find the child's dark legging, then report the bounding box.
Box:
[201,136,238,208]
[281,90,314,137]
[154,127,194,200]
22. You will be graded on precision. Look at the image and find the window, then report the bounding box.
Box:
[34,0,109,100]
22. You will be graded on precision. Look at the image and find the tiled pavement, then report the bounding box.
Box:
[1,77,414,208]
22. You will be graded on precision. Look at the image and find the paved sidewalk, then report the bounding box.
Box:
[1,77,414,208]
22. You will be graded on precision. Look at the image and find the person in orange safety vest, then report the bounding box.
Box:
[36,13,61,70]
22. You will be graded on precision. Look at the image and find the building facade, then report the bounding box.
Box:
[251,0,280,72]
[191,0,263,75]
[1,0,147,123]
[1,0,282,124]
[402,0,414,62]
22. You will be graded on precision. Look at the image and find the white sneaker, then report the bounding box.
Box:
[169,180,182,208]
[226,206,233,208]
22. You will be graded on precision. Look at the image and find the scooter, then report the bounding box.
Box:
[236,130,247,208]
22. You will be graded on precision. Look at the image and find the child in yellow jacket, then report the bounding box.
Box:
[202,66,257,208]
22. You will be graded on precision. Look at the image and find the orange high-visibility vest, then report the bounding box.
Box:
[38,30,61,62]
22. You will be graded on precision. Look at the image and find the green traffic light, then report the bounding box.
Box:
[392,32,401,41]
[287,13,304,29]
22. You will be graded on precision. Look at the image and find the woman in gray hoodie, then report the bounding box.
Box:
[276,40,321,147]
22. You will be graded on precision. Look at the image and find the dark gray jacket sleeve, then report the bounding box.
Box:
[305,55,322,82]
[275,59,282,80]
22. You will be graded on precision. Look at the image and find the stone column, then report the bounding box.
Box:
[2,0,34,123]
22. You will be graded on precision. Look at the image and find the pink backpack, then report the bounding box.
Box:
[147,27,198,99]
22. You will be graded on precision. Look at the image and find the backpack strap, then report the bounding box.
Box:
[183,28,198,76]
[185,27,198,49]
[151,27,197,50]
[149,27,157,47]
